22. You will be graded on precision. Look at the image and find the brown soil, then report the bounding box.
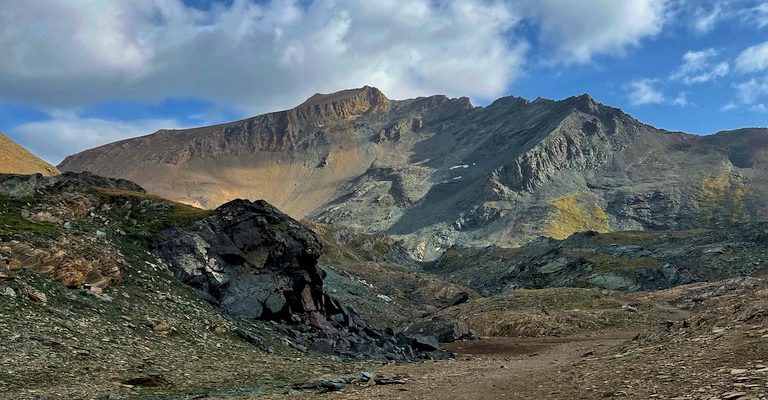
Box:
[317,332,636,400]
[264,327,768,400]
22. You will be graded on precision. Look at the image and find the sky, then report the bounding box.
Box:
[1,0,767,164]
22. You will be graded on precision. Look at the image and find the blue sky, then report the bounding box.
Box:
[1,0,767,163]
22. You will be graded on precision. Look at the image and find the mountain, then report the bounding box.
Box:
[0,132,58,176]
[59,87,768,260]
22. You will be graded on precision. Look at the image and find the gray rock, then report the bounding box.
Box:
[411,335,441,351]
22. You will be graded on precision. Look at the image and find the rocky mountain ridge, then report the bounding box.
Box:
[59,87,768,259]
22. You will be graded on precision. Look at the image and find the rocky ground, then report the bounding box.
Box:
[0,173,455,399]
[2,172,768,399]
[256,278,768,400]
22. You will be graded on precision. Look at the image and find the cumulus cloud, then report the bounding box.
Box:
[11,113,190,163]
[733,77,768,104]
[516,0,668,64]
[670,48,729,84]
[625,78,689,107]
[0,0,525,113]
[736,41,768,73]
[626,79,666,106]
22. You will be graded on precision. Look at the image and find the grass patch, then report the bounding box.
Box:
[546,192,609,240]
[93,187,212,246]
[0,197,59,238]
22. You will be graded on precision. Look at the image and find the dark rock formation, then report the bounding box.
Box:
[159,198,448,360]
[405,316,474,343]
[159,199,325,320]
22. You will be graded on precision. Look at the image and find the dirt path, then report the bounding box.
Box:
[309,332,635,400]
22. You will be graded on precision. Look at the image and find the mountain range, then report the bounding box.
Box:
[58,86,768,260]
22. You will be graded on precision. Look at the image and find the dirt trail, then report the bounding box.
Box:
[315,332,635,400]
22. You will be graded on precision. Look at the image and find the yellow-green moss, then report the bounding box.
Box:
[546,193,609,240]
[700,165,749,223]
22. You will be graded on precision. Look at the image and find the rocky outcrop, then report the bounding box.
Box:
[294,85,389,123]
[0,171,143,198]
[159,199,449,360]
[430,223,768,294]
[0,238,124,289]
[491,103,639,193]
[159,199,326,320]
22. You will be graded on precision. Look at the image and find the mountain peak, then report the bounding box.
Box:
[293,86,390,122]
[298,86,388,110]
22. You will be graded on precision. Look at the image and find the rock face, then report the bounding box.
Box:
[0,132,59,176]
[59,87,768,259]
[160,199,326,320]
[159,198,449,360]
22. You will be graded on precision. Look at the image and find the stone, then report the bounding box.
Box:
[152,321,172,334]
[448,291,470,307]
[406,317,473,343]
[236,329,262,347]
[360,371,375,382]
[28,291,47,303]
[310,338,336,354]
[3,287,16,297]
[411,335,441,351]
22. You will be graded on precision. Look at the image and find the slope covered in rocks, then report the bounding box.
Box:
[0,173,462,399]
[59,87,768,259]
[429,225,768,294]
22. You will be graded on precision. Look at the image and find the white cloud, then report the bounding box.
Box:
[625,79,689,107]
[626,79,666,105]
[692,3,723,34]
[678,0,768,33]
[743,2,768,28]
[670,48,729,83]
[752,103,768,112]
[734,77,768,104]
[736,41,768,73]
[11,112,190,164]
[516,0,668,64]
[671,92,689,106]
[0,0,525,113]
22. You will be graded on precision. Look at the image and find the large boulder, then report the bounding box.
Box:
[159,199,327,320]
[159,199,449,360]
[405,316,475,343]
